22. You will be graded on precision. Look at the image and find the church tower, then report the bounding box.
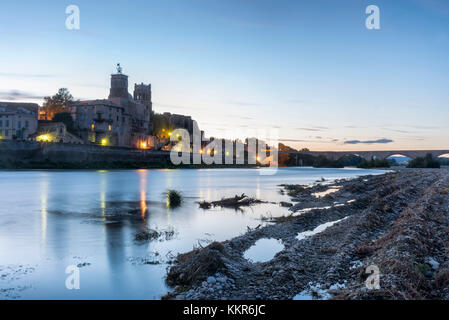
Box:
[109,63,129,99]
[133,82,152,114]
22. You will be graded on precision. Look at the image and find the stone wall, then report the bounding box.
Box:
[0,140,170,163]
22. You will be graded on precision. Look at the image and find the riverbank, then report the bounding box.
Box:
[0,160,259,170]
[165,168,449,300]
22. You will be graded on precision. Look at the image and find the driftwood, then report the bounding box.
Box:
[198,193,264,209]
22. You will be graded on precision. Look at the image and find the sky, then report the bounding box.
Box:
[0,0,448,151]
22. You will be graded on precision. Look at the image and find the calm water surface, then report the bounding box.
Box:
[0,167,386,299]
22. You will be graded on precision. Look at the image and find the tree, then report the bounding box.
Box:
[43,88,73,120]
[52,112,75,134]
[313,155,344,168]
[407,154,440,168]
[357,158,390,169]
[151,111,174,136]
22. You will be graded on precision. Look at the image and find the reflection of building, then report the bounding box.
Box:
[33,121,84,144]
[68,65,152,148]
[0,102,38,140]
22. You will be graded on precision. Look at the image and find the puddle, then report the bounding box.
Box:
[293,281,347,300]
[293,282,331,300]
[243,238,284,263]
[296,217,347,241]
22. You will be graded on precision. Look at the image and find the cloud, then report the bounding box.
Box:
[279,137,338,144]
[279,138,310,143]
[296,126,328,132]
[344,139,394,145]
[0,72,55,78]
[0,90,45,101]
[382,128,412,134]
[406,125,442,130]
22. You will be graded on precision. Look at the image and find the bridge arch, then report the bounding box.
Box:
[385,154,411,165]
[382,152,414,160]
[438,153,449,166]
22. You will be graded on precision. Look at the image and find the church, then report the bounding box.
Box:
[68,64,152,148]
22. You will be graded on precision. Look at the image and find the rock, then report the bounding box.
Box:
[207,276,217,284]
[76,262,91,268]
[426,257,440,270]
[280,201,293,207]
[217,277,227,283]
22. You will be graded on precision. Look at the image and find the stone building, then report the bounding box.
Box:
[68,65,152,148]
[33,121,84,144]
[162,112,194,135]
[0,102,38,140]
[68,99,125,146]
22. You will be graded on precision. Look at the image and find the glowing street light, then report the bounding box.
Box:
[101,138,108,146]
[37,134,51,142]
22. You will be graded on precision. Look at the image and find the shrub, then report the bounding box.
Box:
[313,155,344,168]
[165,189,183,208]
[357,158,390,169]
[407,154,440,168]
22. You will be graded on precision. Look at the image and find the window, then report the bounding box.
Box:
[17,121,21,129]
[5,129,9,136]
[25,120,29,128]
[0,120,2,127]
[5,120,9,127]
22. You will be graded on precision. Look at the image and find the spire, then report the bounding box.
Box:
[116,63,122,74]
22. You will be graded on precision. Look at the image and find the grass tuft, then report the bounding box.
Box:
[165,189,183,208]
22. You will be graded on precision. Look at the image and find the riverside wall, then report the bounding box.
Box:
[0,140,171,164]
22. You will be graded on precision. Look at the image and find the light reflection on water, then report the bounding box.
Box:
[0,167,385,299]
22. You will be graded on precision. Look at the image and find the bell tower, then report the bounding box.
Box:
[133,82,152,113]
[109,63,129,99]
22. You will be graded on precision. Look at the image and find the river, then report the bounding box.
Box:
[0,167,386,299]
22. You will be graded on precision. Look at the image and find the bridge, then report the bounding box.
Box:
[278,150,449,165]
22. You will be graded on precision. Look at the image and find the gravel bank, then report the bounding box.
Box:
[165,169,449,300]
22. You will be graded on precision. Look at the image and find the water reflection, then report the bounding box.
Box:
[0,167,387,299]
[40,175,48,246]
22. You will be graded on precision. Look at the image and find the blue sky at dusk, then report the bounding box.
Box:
[0,0,448,150]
